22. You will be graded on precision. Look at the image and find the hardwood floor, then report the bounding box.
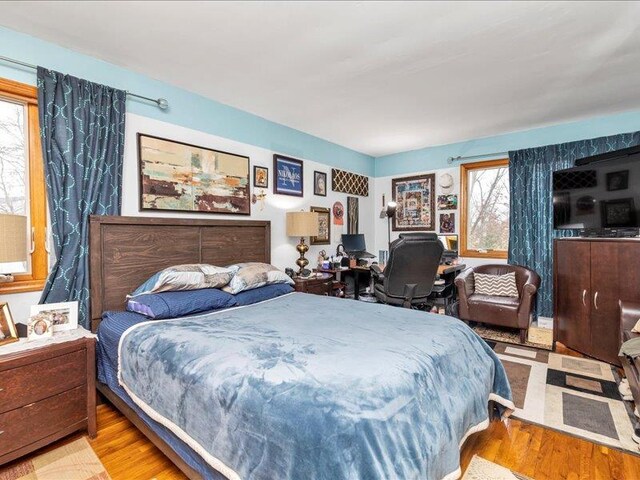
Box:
[87,399,640,479]
[4,342,640,479]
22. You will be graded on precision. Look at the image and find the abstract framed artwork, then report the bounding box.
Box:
[253,166,269,188]
[314,171,327,196]
[391,173,436,231]
[310,206,330,245]
[273,154,303,196]
[138,134,250,215]
[347,196,359,234]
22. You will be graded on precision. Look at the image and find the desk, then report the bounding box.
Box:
[431,263,466,312]
[316,266,370,300]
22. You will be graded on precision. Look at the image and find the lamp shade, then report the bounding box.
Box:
[0,214,28,263]
[286,211,319,237]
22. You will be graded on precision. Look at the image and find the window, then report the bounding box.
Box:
[0,78,48,293]
[460,159,510,259]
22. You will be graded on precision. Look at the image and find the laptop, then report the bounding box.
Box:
[341,234,375,259]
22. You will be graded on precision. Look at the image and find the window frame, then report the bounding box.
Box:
[0,77,48,294]
[459,158,510,259]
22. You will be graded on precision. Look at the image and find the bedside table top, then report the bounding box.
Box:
[293,272,333,284]
[0,327,95,357]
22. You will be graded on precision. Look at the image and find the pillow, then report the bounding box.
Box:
[130,264,234,297]
[233,283,294,306]
[474,272,519,297]
[223,262,294,294]
[632,319,640,333]
[126,288,237,319]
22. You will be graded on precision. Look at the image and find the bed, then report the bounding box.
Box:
[89,215,514,480]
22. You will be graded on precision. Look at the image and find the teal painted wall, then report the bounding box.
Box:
[375,110,640,177]
[3,25,640,179]
[0,26,375,175]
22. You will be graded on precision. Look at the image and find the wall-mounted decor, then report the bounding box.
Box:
[138,134,250,214]
[439,213,455,234]
[333,201,344,225]
[391,173,436,231]
[437,194,458,210]
[274,154,303,196]
[606,170,629,191]
[438,173,455,194]
[253,166,269,188]
[314,171,327,196]
[331,168,369,196]
[347,196,359,234]
[601,198,636,228]
[310,206,330,245]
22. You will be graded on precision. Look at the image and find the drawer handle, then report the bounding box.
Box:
[0,431,3,435]
[0,387,3,392]
[24,402,35,408]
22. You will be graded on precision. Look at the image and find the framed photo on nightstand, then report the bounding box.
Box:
[30,301,79,333]
[0,303,19,347]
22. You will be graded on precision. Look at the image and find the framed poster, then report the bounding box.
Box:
[138,134,250,215]
[253,166,269,188]
[273,154,303,196]
[310,206,330,245]
[314,171,327,196]
[391,173,436,231]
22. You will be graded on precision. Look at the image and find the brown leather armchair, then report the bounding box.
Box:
[455,264,540,343]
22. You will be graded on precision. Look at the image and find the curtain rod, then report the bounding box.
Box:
[447,151,508,164]
[0,54,169,110]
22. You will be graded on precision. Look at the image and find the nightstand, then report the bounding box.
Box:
[293,272,333,295]
[0,332,96,466]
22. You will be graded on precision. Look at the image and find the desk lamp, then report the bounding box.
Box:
[0,214,27,283]
[286,211,319,275]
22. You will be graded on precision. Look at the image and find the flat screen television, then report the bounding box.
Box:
[553,145,640,234]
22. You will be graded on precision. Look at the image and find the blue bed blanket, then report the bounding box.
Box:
[118,292,513,480]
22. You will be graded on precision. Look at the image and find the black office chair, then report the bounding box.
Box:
[371,233,443,308]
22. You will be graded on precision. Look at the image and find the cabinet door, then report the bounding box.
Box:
[618,241,640,304]
[590,242,621,365]
[554,240,591,353]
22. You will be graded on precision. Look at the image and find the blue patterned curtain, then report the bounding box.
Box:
[509,131,640,318]
[38,67,125,328]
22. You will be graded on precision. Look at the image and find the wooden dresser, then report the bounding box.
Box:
[0,337,96,466]
[554,237,640,365]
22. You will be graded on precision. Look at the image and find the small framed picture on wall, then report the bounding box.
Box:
[314,171,327,196]
[253,166,269,188]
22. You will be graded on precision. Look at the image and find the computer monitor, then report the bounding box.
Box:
[438,234,458,255]
[341,234,366,253]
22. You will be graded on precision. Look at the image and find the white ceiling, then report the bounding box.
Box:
[2,1,640,157]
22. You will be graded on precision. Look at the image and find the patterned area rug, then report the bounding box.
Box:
[487,340,640,454]
[463,455,532,480]
[0,437,110,480]
[472,324,553,350]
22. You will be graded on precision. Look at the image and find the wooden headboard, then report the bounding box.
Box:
[89,215,271,332]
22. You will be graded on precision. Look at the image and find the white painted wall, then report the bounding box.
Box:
[372,165,507,269]
[0,112,374,323]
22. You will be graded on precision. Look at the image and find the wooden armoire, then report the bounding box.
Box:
[554,237,640,365]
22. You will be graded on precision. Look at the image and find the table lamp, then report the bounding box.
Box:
[0,214,27,283]
[286,211,319,275]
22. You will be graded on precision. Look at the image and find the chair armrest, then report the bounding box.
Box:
[517,282,538,317]
[454,268,474,297]
[454,268,474,319]
[370,264,384,283]
[620,300,640,333]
